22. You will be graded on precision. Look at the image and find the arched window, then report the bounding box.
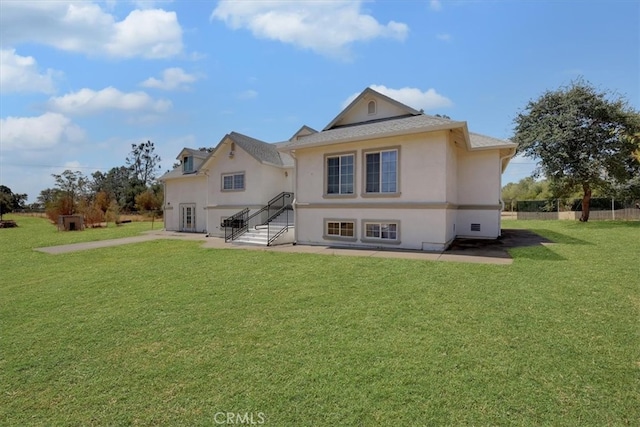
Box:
[367,100,376,115]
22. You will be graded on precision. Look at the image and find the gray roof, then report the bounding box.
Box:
[178,147,210,159]
[286,114,460,149]
[469,132,516,149]
[158,166,202,181]
[323,87,422,131]
[227,132,294,167]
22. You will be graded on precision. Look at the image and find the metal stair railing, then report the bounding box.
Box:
[222,192,293,243]
[267,204,293,246]
[222,208,249,242]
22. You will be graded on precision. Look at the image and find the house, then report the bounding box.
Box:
[283,88,516,251]
[161,147,209,232]
[160,132,294,240]
[160,87,516,251]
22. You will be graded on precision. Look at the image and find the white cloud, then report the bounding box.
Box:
[436,33,452,42]
[0,113,85,151]
[0,2,183,59]
[47,87,172,116]
[343,85,454,111]
[0,49,58,94]
[140,67,200,90]
[237,89,258,100]
[430,0,443,11]
[211,0,408,58]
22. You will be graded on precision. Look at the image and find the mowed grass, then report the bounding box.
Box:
[1,215,638,426]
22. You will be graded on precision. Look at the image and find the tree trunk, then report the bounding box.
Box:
[580,183,592,222]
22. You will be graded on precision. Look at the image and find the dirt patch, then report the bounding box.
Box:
[447,229,553,252]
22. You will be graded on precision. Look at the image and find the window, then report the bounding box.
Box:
[183,156,193,173]
[365,149,397,193]
[327,221,355,237]
[367,100,376,115]
[326,154,354,195]
[222,173,245,191]
[365,222,398,240]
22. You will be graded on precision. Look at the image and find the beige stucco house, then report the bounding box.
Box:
[161,148,209,232]
[160,132,294,240]
[161,87,516,251]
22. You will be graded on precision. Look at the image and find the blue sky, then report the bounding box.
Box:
[1,0,638,203]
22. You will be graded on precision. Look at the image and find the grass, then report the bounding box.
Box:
[1,214,638,426]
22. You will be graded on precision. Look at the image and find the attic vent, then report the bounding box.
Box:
[470,223,481,232]
[367,100,376,115]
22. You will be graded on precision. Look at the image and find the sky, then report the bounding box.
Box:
[1,0,638,203]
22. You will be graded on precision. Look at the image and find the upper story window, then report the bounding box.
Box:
[182,156,194,173]
[365,149,398,194]
[326,153,354,195]
[367,100,376,115]
[222,172,245,191]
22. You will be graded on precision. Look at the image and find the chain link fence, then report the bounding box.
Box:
[503,198,640,220]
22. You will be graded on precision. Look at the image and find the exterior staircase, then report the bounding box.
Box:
[232,210,294,246]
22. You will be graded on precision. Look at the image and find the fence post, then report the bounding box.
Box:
[611,197,615,220]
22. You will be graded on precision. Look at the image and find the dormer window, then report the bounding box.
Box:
[182,156,194,173]
[367,100,376,115]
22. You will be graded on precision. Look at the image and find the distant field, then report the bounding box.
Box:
[1,215,638,426]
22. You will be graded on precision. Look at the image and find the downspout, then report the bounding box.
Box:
[163,180,167,230]
[290,149,298,244]
[498,149,516,236]
[203,170,210,235]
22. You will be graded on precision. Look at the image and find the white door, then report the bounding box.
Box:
[180,204,196,232]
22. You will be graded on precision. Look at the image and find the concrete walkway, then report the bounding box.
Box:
[36,230,515,265]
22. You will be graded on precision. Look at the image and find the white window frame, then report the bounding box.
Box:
[323,219,357,242]
[182,156,193,173]
[221,172,245,191]
[362,221,400,244]
[325,152,355,197]
[363,147,399,196]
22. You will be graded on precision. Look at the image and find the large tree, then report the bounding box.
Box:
[0,185,27,219]
[126,140,161,187]
[513,80,640,221]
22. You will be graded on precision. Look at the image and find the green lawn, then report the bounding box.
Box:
[1,215,638,426]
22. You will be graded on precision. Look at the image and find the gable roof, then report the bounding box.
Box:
[289,125,318,141]
[468,132,517,150]
[176,147,209,160]
[285,114,463,149]
[323,87,422,131]
[203,131,293,169]
[159,147,212,181]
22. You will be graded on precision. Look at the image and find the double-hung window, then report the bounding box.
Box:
[222,172,245,191]
[326,153,354,195]
[364,222,398,241]
[365,149,397,193]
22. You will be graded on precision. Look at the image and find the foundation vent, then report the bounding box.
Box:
[470,223,481,232]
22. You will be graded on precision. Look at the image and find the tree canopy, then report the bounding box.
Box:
[0,185,28,219]
[512,80,640,221]
[126,140,161,187]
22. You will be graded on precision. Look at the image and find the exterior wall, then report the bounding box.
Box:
[455,149,501,238]
[163,174,208,232]
[294,131,454,250]
[445,138,459,204]
[295,131,449,205]
[336,100,412,127]
[295,207,449,251]
[203,141,293,235]
[456,209,501,239]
